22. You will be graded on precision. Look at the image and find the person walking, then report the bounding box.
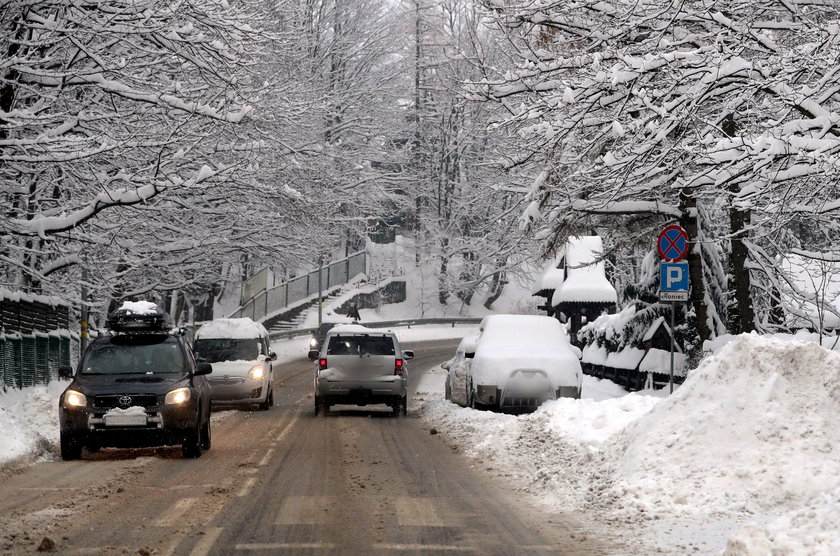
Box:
[348,301,361,321]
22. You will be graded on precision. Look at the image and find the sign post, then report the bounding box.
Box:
[657,226,689,394]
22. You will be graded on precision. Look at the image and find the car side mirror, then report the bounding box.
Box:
[441,361,450,370]
[570,346,582,359]
[195,362,213,376]
[58,365,74,379]
[308,350,319,361]
[267,351,277,361]
[402,350,414,361]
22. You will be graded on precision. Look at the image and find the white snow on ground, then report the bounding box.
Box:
[416,333,840,555]
[0,381,68,466]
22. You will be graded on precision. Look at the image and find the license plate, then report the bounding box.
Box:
[104,414,147,426]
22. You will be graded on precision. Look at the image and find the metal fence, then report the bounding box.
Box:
[232,251,367,322]
[1,293,76,389]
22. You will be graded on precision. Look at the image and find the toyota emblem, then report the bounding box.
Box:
[118,395,132,407]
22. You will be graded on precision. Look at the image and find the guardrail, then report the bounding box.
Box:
[267,317,484,341]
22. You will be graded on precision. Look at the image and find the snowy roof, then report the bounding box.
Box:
[196,318,268,339]
[552,236,617,306]
[642,316,668,342]
[638,348,686,375]
[533,258,565,294]
[0,287,72,308]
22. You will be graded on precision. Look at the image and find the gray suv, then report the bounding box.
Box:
[309,325,414,416]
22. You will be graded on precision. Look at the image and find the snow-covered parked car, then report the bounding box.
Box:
[443,335,478,406]
[193,318,276,410]
[467,315,582,412]
[309,324,414,416]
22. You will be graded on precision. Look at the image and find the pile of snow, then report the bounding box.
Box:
[604,334,840,549]
[0,381,68,467]
[196,317,268,339]
[419,333,840,554]
[118,300,160,315]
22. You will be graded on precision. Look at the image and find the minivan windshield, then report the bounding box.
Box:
[326,335,395,356]
[82,335,184,374]
[194,338,260,363]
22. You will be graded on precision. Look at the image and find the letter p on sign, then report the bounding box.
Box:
[660,261,689,292]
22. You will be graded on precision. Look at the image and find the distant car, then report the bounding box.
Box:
[443,335,478,407]
[308,322,338,352]
[467,315,582,412]
[58,301,213,460]
[310,324,414,416]
[193,318,276,410]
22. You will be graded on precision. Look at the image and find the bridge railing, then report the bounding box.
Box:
[232,251,367,322]
[267,317,483,341]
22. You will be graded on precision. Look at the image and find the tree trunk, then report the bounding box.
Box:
[680,188,711,350]
[728,198,755,333]
[484,267,507,309]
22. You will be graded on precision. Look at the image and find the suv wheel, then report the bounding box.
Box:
[182,420,204,458]
[200,416,211,450]
[60,432,82,461]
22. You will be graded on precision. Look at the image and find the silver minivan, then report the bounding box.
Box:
[309,324,414,416]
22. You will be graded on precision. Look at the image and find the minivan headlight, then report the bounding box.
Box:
[248,365,265,380]
[64,389,87,408]
[165,387,191,405]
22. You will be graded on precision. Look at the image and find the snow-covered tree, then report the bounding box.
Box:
[473,0,840,347]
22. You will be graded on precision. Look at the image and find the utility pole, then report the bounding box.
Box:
[318,256,323,326]
[80,267,89,354]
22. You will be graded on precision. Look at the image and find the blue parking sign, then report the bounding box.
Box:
[660,261,689,291]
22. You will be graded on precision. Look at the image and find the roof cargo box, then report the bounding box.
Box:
[107,301,170,332]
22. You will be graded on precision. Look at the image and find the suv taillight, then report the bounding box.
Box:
[319,358,328,370]
[394,359,404,376]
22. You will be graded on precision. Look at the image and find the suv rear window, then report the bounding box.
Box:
[194,338,260,363]
[326,335,395,356]
[82,335,184,374]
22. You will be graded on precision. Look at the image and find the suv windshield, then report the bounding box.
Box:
[194,338,260,363]
[82,335,184,374]
[326,335,395,356]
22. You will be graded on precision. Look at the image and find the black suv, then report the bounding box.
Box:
[58,303,213,460]
[308,322,338,352]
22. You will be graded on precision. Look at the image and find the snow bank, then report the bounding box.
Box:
[419,333,840,553]
[0,382,68,466]
[196,317,268,339]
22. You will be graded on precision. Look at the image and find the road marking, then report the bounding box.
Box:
[236,543,337,550]
[258,447,274,467]
[237,477,257,497]
[395,497,446,527]
[189,526,224,556]
[275,412,300,443]
[275,495,333,525]
[371,544,472,552]
[154,497,198,526]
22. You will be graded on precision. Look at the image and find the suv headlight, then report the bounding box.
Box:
[249,365,265,380]
[165,387,191,405]
[64,389,87,408]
